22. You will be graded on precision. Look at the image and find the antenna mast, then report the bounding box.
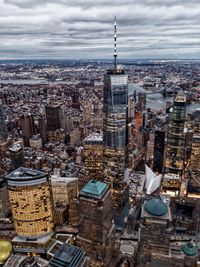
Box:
[114,15,117,68]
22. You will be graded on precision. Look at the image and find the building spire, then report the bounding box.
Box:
[114,15,117,68]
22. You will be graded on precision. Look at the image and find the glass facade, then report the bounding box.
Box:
[190,114,200,189]
[164,96,187,190]
[103,68,129,209]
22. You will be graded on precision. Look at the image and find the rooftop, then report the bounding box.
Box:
[5,167,47,182]
[83,132,103,144]
[80,180,108,200]
[49,243,85,267]
[182,242,198,257]
[144,197,168,217]
[175,95,186,103]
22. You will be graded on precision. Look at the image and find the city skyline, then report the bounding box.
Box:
[1,0,200,60]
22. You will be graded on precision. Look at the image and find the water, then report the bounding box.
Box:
[128,83,199,114]
[0,79,76,85]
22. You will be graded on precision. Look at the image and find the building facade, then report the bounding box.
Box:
[5,167,54,237]
[0,178,10,219]
[0,106,7,141]
[83,133,103,180]
[76,180,115,267]
[103,67,129,210]
[189,113,200,190]
[163,95,187,191]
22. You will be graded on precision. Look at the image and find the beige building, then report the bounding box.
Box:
[5,167,54,237]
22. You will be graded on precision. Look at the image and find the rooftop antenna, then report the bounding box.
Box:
[114,15,117,68]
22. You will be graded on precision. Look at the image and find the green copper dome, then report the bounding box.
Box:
[182,243,198,257]
[80,180,108,199]
[144,197,168,216]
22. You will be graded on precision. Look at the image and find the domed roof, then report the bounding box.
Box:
[144,197,168,216]
[182,242,198,257]
[0,240,12,264]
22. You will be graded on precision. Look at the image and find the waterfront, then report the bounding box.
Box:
[129,83,199,114]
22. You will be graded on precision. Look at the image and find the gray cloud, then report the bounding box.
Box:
[0,0,200,59]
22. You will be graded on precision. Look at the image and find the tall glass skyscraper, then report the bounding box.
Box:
[103,17,129,210]
[163,95,187,192]
[103,17,128,217]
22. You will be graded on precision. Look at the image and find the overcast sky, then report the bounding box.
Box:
[0,0,200,60]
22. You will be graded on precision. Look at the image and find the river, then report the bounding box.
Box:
[128,83,199,114]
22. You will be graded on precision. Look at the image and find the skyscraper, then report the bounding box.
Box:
[46,105,62,131]
[189,112,200,190]
[18,114,36,146]
[83,133,103,180]
[153,130,165,173]
[103,16,129,211]
[76,180,115,267]
[5,167,54,237]
[163,95,187,192]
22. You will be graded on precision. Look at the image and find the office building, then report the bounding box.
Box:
[18,114,36,146]
[139,196,171,263]
[0,106,7,140]
[163,95,187,191]
[0,178,10,218]
[51,174,78,207]
[137,92,146,112]
[153,130,165,173]
[8,142,24,170]
[5,167,54,237]
[83,133,103,180]
[39,114,47,146]
[103,17,129,211]
[46,105,62,131]
[189,113,200,190]
[76,180,115,267]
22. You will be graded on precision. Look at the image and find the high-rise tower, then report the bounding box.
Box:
[103,16,129,211]
[189,112,200,190]
[163,95,187,192]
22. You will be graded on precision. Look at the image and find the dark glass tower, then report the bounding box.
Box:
[163,95,187,191]
[103,17,129,211]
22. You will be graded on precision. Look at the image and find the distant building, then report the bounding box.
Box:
[5,167,54,237]
[8,142,24,170]
[39,114,47,145]
[137,92,146,112]
[18,114,36,146]
[0,106,7,140]
[76,180,115,267]
[46,105,62,131]
[0,178,10,218]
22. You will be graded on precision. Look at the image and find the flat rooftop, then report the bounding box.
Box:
[175,95,186,103]
[5,167,47,182]
[83,132,103,144]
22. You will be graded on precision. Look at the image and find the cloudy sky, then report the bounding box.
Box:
[0,0,200,59]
